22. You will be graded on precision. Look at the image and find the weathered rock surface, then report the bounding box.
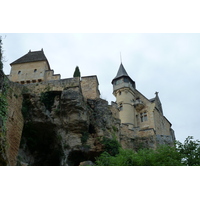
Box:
[16,83,122,166]
[0,70,175,166]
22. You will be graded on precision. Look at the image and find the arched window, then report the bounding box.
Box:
[34,69,37,72]
[18,71,21,74]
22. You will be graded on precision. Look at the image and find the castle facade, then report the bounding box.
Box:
[8,49,175,148]
[111,63,175,147]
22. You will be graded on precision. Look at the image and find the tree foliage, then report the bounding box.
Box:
[176,136,200,166]
[95,136,200,166]
[101,137,121,156]
[73,66,81,77]
[0,36,3,70]
[96,145,183,166]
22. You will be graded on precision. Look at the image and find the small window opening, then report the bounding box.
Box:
[140,112,148,122]
[119,91,121,95]
[18,71,21,74]
[34,69,37,72]
[118,103,123,111]
[32,80,36,83]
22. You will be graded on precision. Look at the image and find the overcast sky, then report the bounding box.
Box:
[1,33,200,143]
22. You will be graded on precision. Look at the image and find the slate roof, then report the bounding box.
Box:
[112,63,133,84]
[113,63,129,79]
[149,97,155,102]
[10,49,50,69]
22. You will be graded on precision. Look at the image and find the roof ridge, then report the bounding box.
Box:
[10,49,48,65]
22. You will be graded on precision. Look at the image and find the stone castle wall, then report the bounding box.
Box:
[24,77,80,94]
[81,76,100,100]
[22,76,100,100]
[153,108,171,136]
[9,61,49,83]
[5,81,24,165]
[9,61,61,84]
[0,71,24,165]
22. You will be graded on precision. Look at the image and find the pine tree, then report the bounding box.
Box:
[73,66,81,77]
[0,36,3,70]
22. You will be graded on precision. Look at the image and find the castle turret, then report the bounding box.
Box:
[112,63,136,127]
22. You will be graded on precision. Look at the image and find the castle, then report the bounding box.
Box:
[111,63,175,144]
[8,49,100,100]
[8,49,175,141]
[1,49,175,165]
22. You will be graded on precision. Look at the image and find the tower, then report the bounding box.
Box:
[8,49,60,84]
[112,63,136,127]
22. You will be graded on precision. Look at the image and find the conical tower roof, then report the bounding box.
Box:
[112,63,131,84]
[114,63,129,79]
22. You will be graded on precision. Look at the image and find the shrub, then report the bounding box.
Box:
[101,137,121,156]
[95,145,183,166]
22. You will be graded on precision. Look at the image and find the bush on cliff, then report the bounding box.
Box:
[96,136,200,166]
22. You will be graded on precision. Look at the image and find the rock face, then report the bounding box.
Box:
[0,70,175,166]
[17,83,121,166]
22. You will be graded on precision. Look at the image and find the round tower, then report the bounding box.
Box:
[112,63,136,127]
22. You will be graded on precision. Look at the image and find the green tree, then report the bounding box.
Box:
[95,145,183,166]
[0,36,3,70]
[176,136,200,166]
[73,66,81,77]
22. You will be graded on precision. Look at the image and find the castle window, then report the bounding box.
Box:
[140,112,148,122]
[18,71,21,74]
[116,79,123,85]
[119,91,121,95]
[34,69,37,73]
[118,103,123,111]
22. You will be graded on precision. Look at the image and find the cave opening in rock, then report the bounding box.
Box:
[20,122,63,166]
[67,150,102,166]
[88,124,96,134]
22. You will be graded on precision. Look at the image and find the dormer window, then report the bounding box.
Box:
[34,69,37,73]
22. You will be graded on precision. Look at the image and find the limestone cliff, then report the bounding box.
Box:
[18,84,121,166]
[0,70,175,166]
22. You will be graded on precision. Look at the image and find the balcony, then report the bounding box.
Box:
[133,99,145,111]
